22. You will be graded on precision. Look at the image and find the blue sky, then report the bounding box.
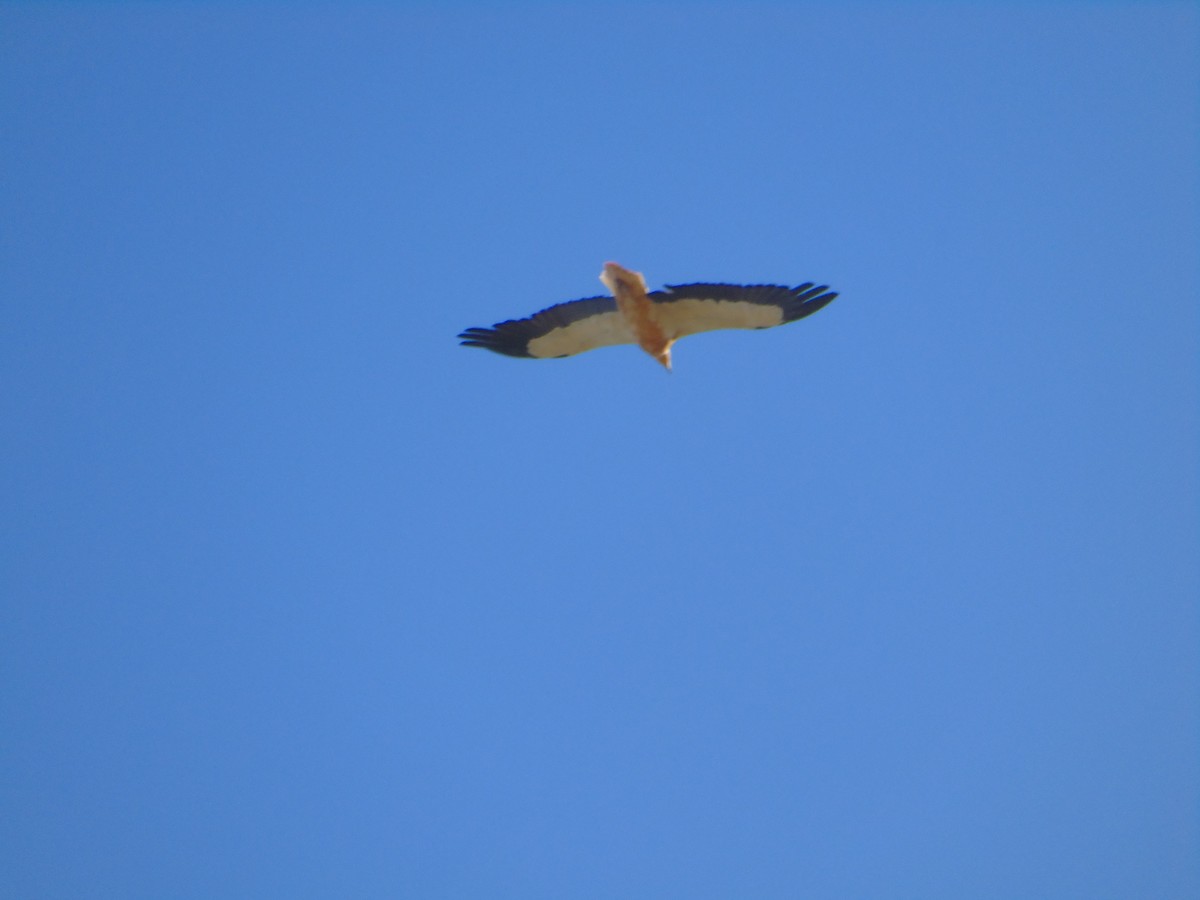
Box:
[2,3,1197,897]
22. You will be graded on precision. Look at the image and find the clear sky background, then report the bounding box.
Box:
[2,3,1197,897]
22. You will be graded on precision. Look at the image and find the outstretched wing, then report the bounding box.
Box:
[459,295,634,359]
[649,282,838,340]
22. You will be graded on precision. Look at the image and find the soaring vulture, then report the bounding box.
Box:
[458,261,838,370]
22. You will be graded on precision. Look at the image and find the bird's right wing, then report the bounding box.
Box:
[459,296,635,359]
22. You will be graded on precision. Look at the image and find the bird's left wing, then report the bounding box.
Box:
[459,295,634,359]
[650,282,838,339]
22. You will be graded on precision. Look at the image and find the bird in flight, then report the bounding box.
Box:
[458,261,838,370]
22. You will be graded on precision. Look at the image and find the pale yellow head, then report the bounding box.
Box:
[599,261,648,296]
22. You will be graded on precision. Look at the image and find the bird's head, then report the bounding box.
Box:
[600,261,648,295]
